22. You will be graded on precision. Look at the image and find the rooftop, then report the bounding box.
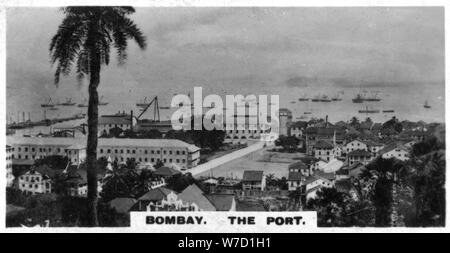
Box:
[348,149,372,157]
[242,170,264,182]
[178,184,216,211]
[138,187,173,201]
[154,166,181,177]
[314,140,334,149]
[205,194,235,211]
[7,136,200,152]
[288,161,308,171]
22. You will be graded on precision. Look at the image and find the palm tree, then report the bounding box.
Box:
[50,7,146,226]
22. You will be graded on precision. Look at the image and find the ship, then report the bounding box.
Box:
[358,106,380,114]
[311,95,321,102]
[78,99,88,107]
[365,91,381,102]
[60,97,76,106]
[298,94,309,101]
[41,98,55,108]
[424,101,431,109]
[382,109,395,113]
[99,96,108,106]
[303,111,312,115]
[352,93,364,103]
[136,97,151,107]
[331,93,342,101]
[319,95,331,102]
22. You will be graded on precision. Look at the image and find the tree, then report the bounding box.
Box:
[275,135,300,151]
[50,7,146,226]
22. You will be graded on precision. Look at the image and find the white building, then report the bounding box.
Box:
[18,168,53,195]
[7,137,201,170]
[98,112,135,136]
[344,139,368,154]
[379,144,410,161]
[305,172,335,200]
[313,140,335,162]
[6,145,14,187]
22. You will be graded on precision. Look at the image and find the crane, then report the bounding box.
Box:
[136,96,160,122]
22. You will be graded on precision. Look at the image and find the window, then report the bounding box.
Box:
[151,150,155,154]
[182,151,186,155]
[31,148,35,152]
[176,151,180,155]
[157,150,160,154]
[132,150,136,154]
[100,149,103,153]
[151,158,155,162]
[18,147,21,152]
[169,151,172,155]
[121,149,123,153]
[163,150,166,155]
[145,150,148,154]
[127,150,130,154]
[176,159,180,163]
[115,149,118,154]
[107,149,111,153]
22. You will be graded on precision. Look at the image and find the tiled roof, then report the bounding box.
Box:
[242,170,264,182]
[109,197,137,214]
[98,116,131,125]
[314,140,334,149]
[178,184,216,211]
[348,149,372,157]
[154,166,181,177]
[288,161,308,171]
[205,194,235,211]
[7,136,200,152]
[315,170,335,181]
[378,143,408,155]
[138,187,173,201]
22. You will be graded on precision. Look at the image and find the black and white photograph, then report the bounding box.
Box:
[1,0,447,233]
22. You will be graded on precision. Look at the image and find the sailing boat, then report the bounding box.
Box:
[99,96,108,106]
[41,98,55,108]
[77,99,88,107]
[136,97,150,107]
[365,91,381,102]
[424,100,431,109]
[60,97,76,106]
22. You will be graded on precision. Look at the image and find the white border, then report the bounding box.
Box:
[0,0,448,233]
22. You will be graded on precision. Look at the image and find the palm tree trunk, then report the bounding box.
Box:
[86,54,101,227]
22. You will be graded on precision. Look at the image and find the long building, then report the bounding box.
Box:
[6,137,200,170]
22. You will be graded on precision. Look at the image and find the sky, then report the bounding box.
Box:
[5,7,445,122]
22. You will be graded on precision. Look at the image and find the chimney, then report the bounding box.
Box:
[130,110,134,132]
[325,115,328,127]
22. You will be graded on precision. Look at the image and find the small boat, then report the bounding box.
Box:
[60,97,76,106]
[359,106,380,114]
[78,99,88,107]
[319,95,331,102]
[41,98,55,108]
[331,94,342,101]
[352,93,364,103]
[99,96,108,106]
[298,94,309,101]
[365,91,381,102]
[424,101,431,109]
[382,109,395,113]
[136,97,151,107]
[160,106,171,109]
[290,101,296,104]
[311,95,321,102]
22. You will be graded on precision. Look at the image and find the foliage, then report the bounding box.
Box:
[34,155,69,170]
[266,174,288,190]
[275,135,300,152]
